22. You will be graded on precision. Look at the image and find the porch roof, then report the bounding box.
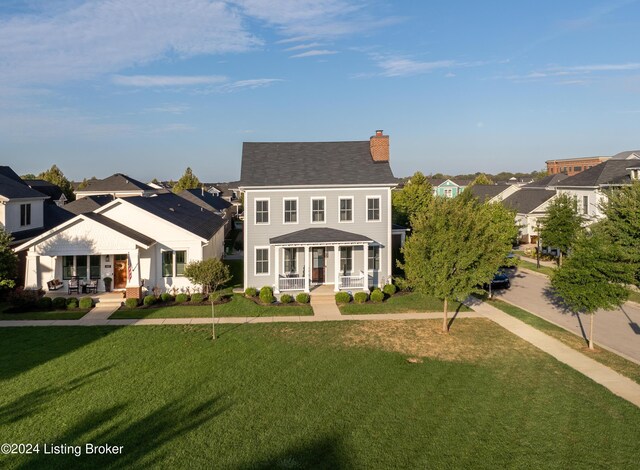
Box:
[270,228,371,245]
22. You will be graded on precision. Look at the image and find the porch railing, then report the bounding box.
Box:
[339,274,364,289]
[279,276,305,291]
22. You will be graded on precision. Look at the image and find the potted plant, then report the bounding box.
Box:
[103,276,112,292]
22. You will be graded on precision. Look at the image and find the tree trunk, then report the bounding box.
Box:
[211,300,216,340]
[442,298,449,333]
[589,314,594,350]
[558,251,563,267]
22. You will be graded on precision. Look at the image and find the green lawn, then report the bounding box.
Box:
[628,289,640,305]
[110,294,312,319]
[0,309,90,321]
[489,299,640,384]
[340,292,470,315]
[0,321,639,468]
[223,259,243,289]
[517,258,556,277]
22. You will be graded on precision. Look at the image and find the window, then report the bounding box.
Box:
[283,199,297,223]
[20,203,31,226]
[368,246,380,271]
[340,247,353,275]
[75,256,87,279]
[62,255,74,280]
[256,248,269,275]
[255,199,269,224]
[583,196,589,215]
[367,197,380,221]
[90,255,101,279]
[284,248,297,273]
[574,166,582,172]
[162,251,173,277]
[339,197,353,222]
[311,198,325,223]
[444,188,453,198]
[175,251,186,276]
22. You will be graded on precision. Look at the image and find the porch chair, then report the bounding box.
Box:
[86,279,98,294]
[68,277,80,294]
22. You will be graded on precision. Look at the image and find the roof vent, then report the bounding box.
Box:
[169,207,175,212]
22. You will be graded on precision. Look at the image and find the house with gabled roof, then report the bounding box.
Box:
[75,173,163,199]
[467,184,520,203]
[14,192,225,297]
[427,178,471,198]
[502,188,557,244]
[239,130,397,294]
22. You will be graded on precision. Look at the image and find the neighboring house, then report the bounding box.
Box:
[427,178,471,198]
[467,184,520,203]
[75,173,162,199]
[14,193,226,297]
[239,130,397,294]
[553,151,640,223]
[205,181,242,217]
[546,155,610,176]
[177,188,233,235]
[502,188,557,244]
[23,179,68,207]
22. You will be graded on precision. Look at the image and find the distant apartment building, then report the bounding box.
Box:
[546,156,610,176]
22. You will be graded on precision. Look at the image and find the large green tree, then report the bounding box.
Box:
[392,171,433,228]
[539,193,583,266]
[469,173,494,186]
[551,228,634,349]
[0,228,18,291]
[173,167,201,193]
[37,165,75,201]
[402,196,517,332]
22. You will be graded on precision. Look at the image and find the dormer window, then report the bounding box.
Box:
[20,203,31,226]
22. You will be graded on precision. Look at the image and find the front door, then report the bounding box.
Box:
[113,255,128,289]
[312,248,325,283]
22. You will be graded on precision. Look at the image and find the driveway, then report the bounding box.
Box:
[495,268,640,363]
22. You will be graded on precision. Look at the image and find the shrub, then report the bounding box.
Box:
[280,294,293,304]
[175,293,189,303]
[143,295,156,307]
[354,292,369,304]
[383,283,397,296]
[66,297,79,309]
[125,298,139,309]
[37,296,53,310]
[8,288,42,310]
[335,291,351,304]
[160,292,173,303]
[52,297,67,309]
[296,293,310,304]
[245,287,257,297]
[259,286,274,304]
[190,293,205,303]
[370,289,384,303]
[79,297,93,309]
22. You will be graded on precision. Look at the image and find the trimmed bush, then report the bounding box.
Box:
[296,293,310,304]
[37,296,53,310]
[259,286,274,304]
[160,292,173,303]
[79,297,93,309]
[190,293,205,303]
[280,294,293,304]
[383,283,397,296]
[370,289,384,303]
[354,292,369,304]
[244,287,257,297]
[125,298,139,309]
[8,288,42,310]
[52,297,67,310]
[335,291,351,304]
[143,295,156,306]
[66,297,79,309]
[175,293,189,303]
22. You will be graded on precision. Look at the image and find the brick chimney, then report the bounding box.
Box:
[370,130,389,162]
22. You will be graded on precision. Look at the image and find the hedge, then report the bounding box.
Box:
[79,297,94,309]
[335,292,351,304]
[296,293,310,304]
[143,295,156,307]
[175,293,189,303]
[354,292,369,303]
[125,298,139,309]
[280,294,293,304]
[370,289,384,303]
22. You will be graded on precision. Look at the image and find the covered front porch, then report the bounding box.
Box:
[270,228,379,294]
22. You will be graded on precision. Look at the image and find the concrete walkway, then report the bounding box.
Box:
[471,299,640,408]
[309,285,341,318]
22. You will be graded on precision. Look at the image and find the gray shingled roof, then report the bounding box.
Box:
[178,189,232,212]
[23,179,65,201]
[83,213,155,247]
[10,204,75,245]
[525,173,569,188]
[240,141,396,187]
[77,173,153,193]
[467,184,508,200]
[123,193,225,240]
[64,195,115,215]
[611,150,640,160]
[502,189,555,214]
[270,228,372,244]
[556,159,638,187]
[0,167,49,200]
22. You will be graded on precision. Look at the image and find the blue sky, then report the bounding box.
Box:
[1,0,639,182]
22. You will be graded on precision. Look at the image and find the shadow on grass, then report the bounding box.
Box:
[247,435,352,469]
[447,302,465,330]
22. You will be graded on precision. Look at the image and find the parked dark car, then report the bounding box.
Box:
[482,272,511,295]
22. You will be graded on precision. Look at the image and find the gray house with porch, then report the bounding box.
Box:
[240,131,397,294]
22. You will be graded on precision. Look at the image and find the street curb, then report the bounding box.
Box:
[518,267,550,279]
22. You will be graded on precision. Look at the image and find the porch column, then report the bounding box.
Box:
[25,251,40,289]
[334,244,341,292]
[362,243,368,291]
[304,245,310,293]
[274,246,280,294]
[126,249,142,299]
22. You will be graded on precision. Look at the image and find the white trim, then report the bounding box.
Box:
[310,196,326,224]
[387,187,392,284]
[254,246,270,276]
[282,247,298,274]
[366,195,382,222]
[240,184,397,191]
[254,197,270,225]
[282,197,299,225]
[338,196,354,223]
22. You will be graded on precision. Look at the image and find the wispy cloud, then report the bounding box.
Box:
[219,78,284,91]
[290,49,338,59]
[548,63,640,73]
[113,75,228,87]
[285,42,324,51]
[376,57,456,77]
[142,104,191,115]
[503,62,640,82]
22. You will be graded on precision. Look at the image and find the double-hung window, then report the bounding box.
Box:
[339,247,353,275]
[283,198,297,224]
[90,255,101,279]
[162,251,174,277]
[284,248,297,274]
[162,251,187,277]
[20,203,31,226]
[311,198,325,223]
[256,248,269,275]
[339,197,353,222]
[583,196,589,215]
[62,255,74,280]
[368,246,380,271]
[255,199,269,224]
[367,197,380,221]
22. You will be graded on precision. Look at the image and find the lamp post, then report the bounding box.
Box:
[536,220,541,269]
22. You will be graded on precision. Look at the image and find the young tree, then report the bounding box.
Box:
[469,173,494,186]
[551,228,634,349]
[402,196,517,332]
[0,228,18,291]
[37,165,75,201]
[539,193,583,266]
[392,171,433,228]
[173,167,201,193]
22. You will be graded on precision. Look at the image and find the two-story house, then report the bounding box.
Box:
[239,131,397,294]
